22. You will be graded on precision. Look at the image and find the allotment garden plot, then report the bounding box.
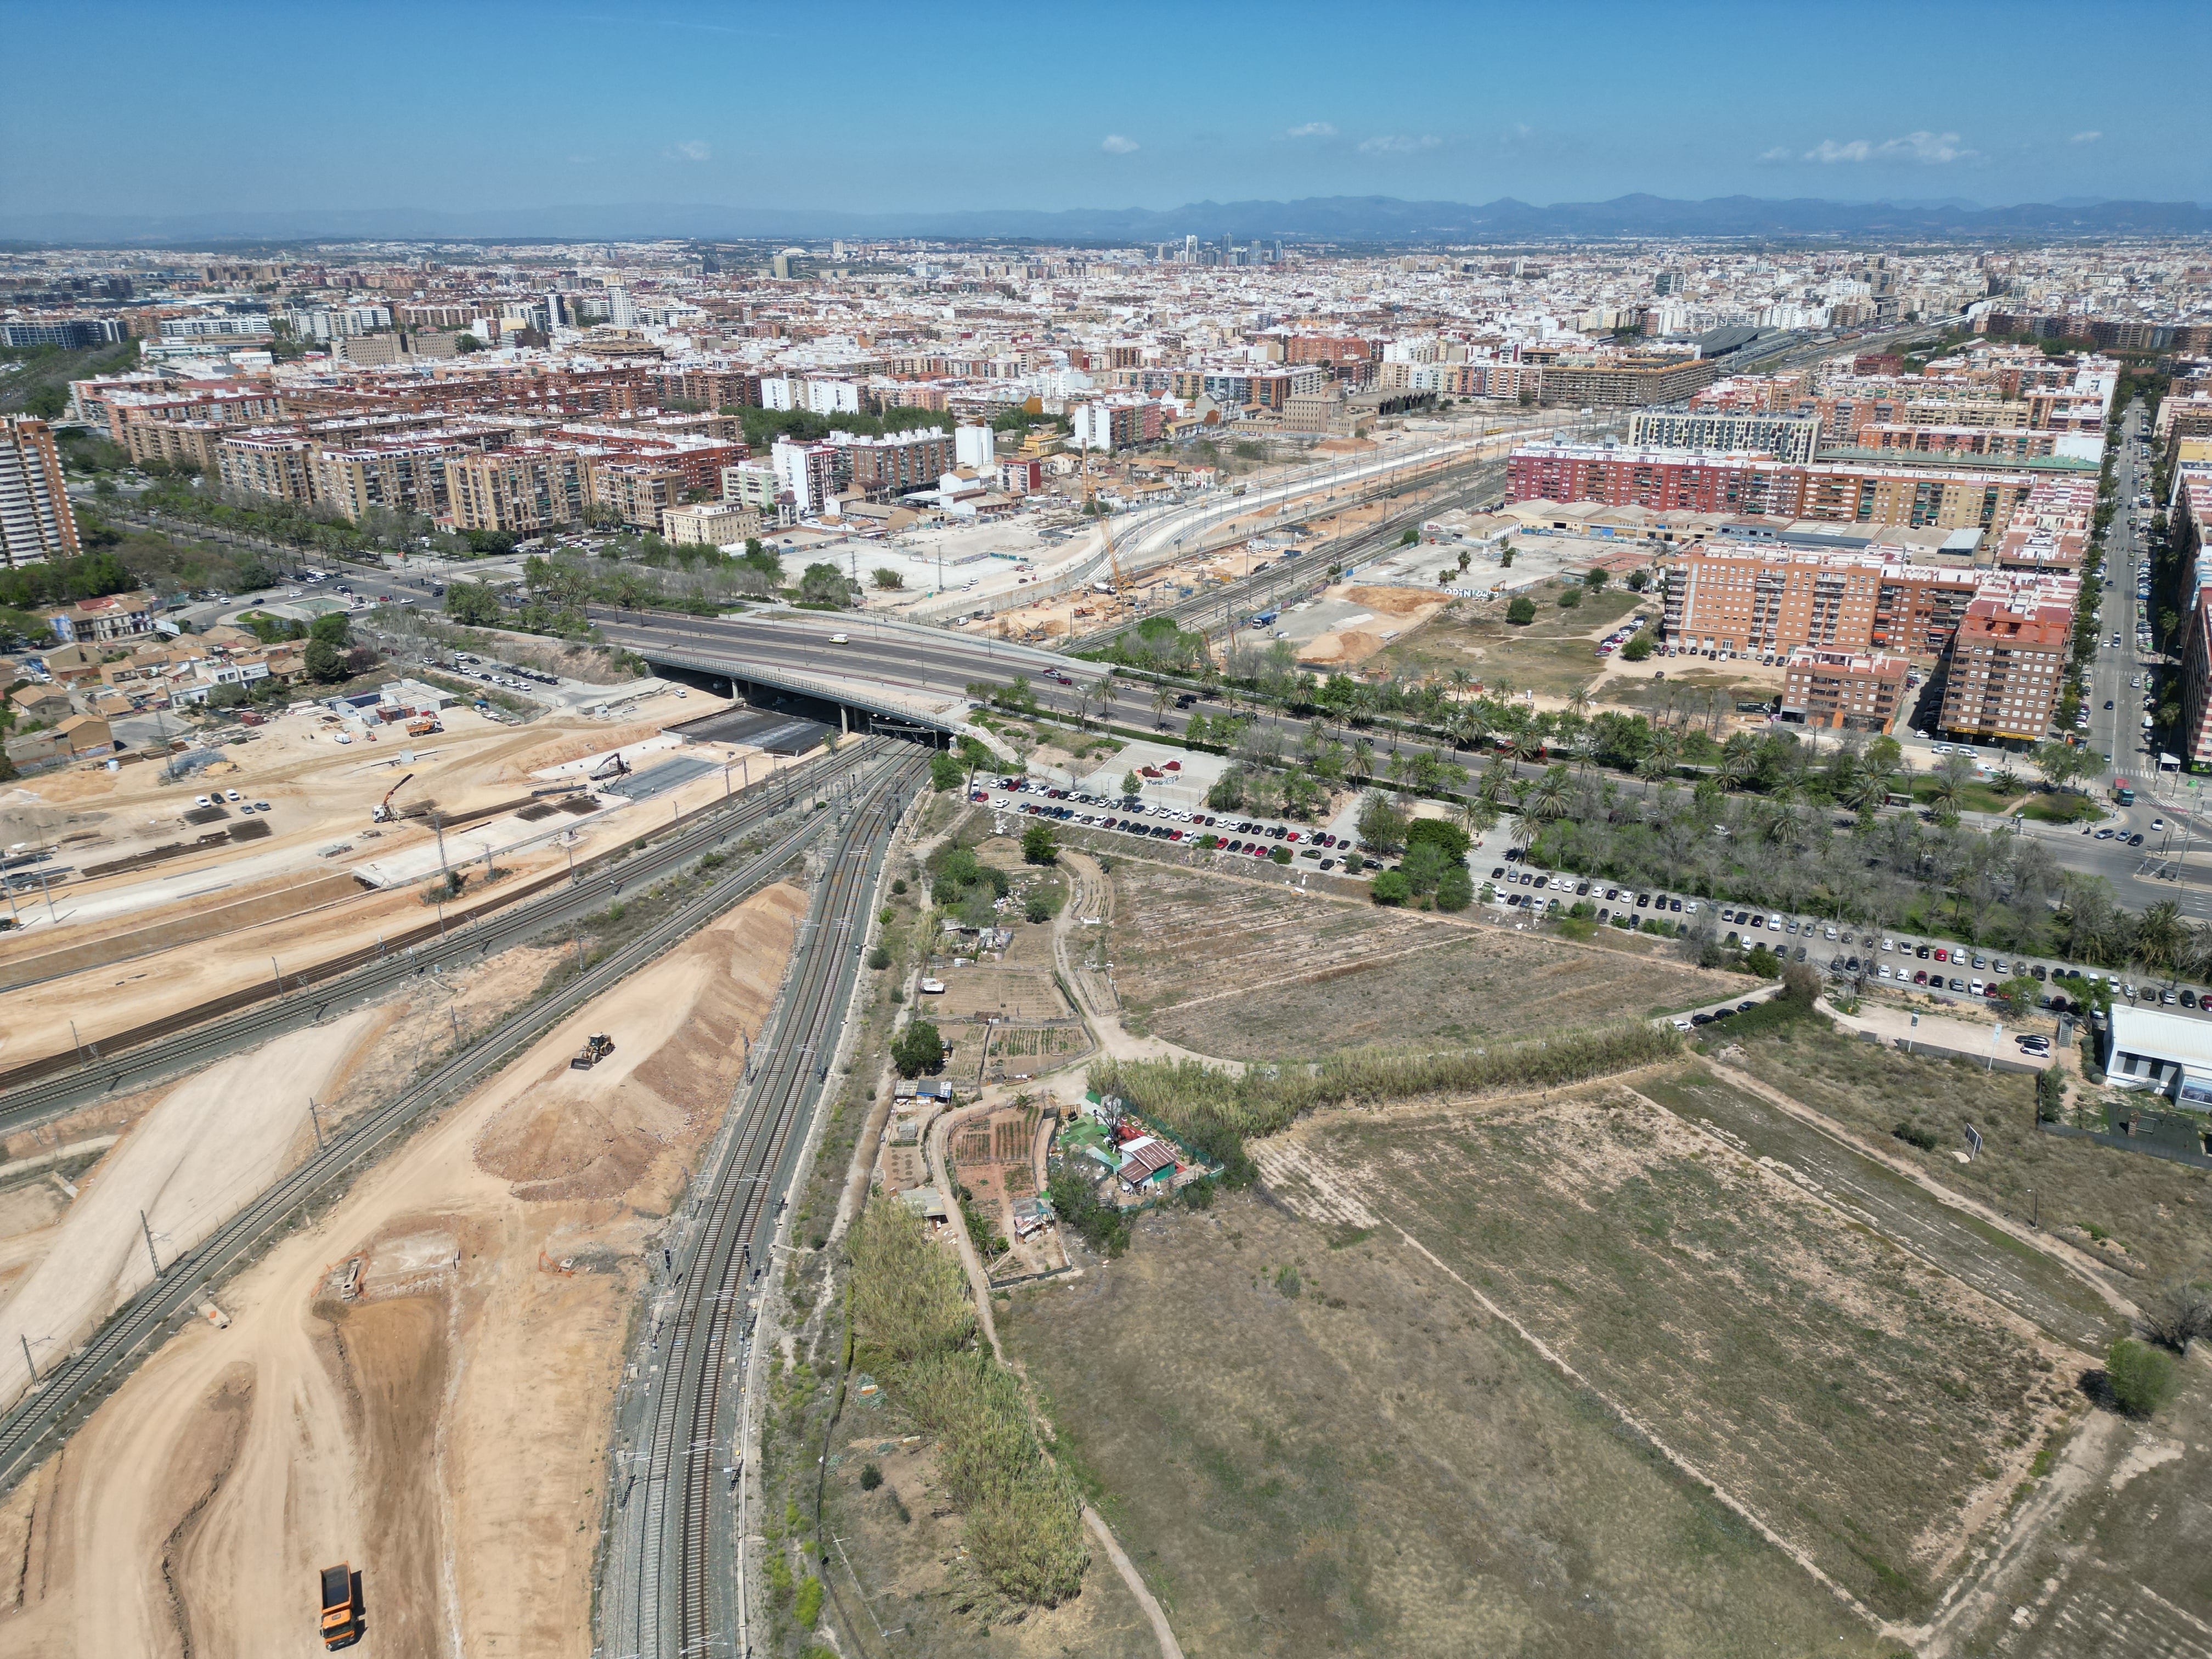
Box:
[1108,862,1731,1058]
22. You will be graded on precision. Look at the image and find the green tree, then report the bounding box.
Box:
[929,750,965,792]
[1120,769,1142,797]
[304,636,347,682]
[1435,864,1473,911]
[1355,788,1408,854]
[1370,867,1411,905]
[1626,568,1650,592]
[1557,586,1581,609]
[1400,527,1419,546]
[445,581,501,625]
[1401,840,1451,896]
[891,1019,945,1078]
[871,566,904,589]
[1583,567,1610,592]
[1269,845,1291,865]
[1022,820,1058,864]
[1505,595,1537,625]
[1025,893,1052,923]
[2105,1337,2179,1417]
[798,562,849,606]
[1621,633,1655,662]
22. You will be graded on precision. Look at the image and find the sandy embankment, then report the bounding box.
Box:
[0,884,804,1658]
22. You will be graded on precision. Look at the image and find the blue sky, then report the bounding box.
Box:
[3,0,2207,218]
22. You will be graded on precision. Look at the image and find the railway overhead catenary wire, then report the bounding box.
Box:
[0,740,875,1133]
[599,748,923,1659]
[0,744,913,1488]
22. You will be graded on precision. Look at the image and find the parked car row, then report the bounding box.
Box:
[1493,850,2210,1019]
[977,777,1352,869]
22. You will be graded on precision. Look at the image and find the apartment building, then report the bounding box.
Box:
[312,437,476,521]
[662,500,761,546]
[1780,648,1910,732]
[1937,597,2071,743]
[1532,354,1718,408]
[1626,409,1821,465]
[0,416,80,567]
[44,589,155,644]
[2171,476,2212,764]
[594,464,687,531]
[1511,442,2046,534]
[217,430,318,504]
[1857,425,2075,460]
[1660,542,2051,659]
[833,427,953,498]
[721,462,783,515]
[443,446,595,533]
[770,438,845,516]
[121,417,225,473]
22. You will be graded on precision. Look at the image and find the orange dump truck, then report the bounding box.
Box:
[319,1563,360,1648]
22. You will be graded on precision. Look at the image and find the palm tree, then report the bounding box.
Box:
[1526,765,1573,823]
[1152,682,1175,729]
[1097,676,1120,727]
[1719,731,1760,793]
[2135,900,2187,974]
[1351,736,1375,781]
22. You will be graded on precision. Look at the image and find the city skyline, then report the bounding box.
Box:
[3,0,2207,229]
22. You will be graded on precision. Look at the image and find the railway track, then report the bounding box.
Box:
[0,744,910,1493]
[602,748,922,1658]
[0,741,875,1131]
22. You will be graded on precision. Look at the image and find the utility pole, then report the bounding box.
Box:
[139,1210,161,1277]
[308,1096,325,1152]
[19,1335,35,1385]
[69,1019,87,1069]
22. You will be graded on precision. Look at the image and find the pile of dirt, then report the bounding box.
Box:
[472,885,803,1202]
[0,882,809,1656]
[0,790,106,849]
[495,721,667,783]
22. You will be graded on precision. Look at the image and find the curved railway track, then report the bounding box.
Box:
[0,744,909,1494]
[602,749,922,1658]
[0,741,874,1132]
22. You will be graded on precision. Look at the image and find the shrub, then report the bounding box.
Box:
[1269,845,1291,865]
[1558,587,1581,609]
[1048,1163,1133,1255]
[2035,1064,2066,1123]
[929,750,964,792]
[2105,1337,2180,1417]
[891,877,907,895]
[794,1576,824,1628]
[1505,595,1537,625]
[1370,868,1410,905]
[1893,1120,1939,1151]
[866,945,891,970]
[1622,633,1654,662]
[860,1461,884,1491]
[1022,821,1058,864]
[1024,894,1051,923]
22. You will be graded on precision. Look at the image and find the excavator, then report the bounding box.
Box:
[589,752,631,783]
[370,772,414,824]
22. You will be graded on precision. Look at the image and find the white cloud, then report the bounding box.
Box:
[2070,129,2102,144]
[666,139,712,162]
[1101,133,1140,154]
[1284,121,1337,138]
[1804,130,1977,165]
[1358,134,1442,155]
[1757,146,1795,163]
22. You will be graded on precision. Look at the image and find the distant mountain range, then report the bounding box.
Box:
[4,194,2208,248]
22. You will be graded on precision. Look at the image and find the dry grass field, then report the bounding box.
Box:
[1107,864,1733,1058]
[1717,1018,2212,1288]
[1006,1186,1898,1658]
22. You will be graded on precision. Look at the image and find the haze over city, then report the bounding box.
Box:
[0,4,2210,1657]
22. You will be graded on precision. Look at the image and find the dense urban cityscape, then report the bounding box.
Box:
[1,4,2210,1657]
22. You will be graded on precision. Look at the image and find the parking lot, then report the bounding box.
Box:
[1485,845,2181,1046]
[977,778,1358,871]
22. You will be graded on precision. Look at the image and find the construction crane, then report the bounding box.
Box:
[370,772,415,823]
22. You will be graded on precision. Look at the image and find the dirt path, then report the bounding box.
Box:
[0,1011,379,1408]
[0,886,803,1657]
[1703,1058,2137,1319]
[923,1105,1184,1659]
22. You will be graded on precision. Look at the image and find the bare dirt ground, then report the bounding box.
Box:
[0,1011,379,1407]
[0,712,810,1075]
[1294,583,1449,669]
[1106,861,1733,1057]
[0,883,804,1658]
